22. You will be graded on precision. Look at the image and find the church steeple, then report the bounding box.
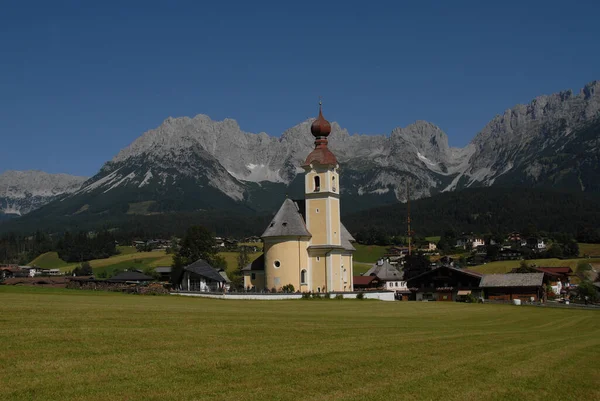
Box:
[304,102,338,167]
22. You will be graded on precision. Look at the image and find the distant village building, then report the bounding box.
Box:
[526,237,546,251]
[456,234,485,250]
[243,104,355,292]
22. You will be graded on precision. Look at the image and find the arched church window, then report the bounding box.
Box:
[332,175,336,192]
[314,176,320,192]
[301,269,307,284]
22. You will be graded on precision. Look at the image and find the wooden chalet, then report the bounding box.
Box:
[406,265,483,301]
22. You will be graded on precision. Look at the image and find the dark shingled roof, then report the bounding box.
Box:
[262,198,312,238]
[364,260,404,281]
[107,271,154,282]
[340,223,356,251]
[480,273,544,288]
[184,259,226,283]
[242,254,264,272]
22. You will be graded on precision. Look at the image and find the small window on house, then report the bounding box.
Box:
[316,208,319,213]
[316,256,320,261]
[301,269,307,284]
[332,176,336,192]
[251,273,256,280]
[274,260,281,269]
[314,176,321,192]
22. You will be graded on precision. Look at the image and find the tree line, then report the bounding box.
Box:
[345,187,600,243]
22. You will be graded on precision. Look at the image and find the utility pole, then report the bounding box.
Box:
[407,180,412,256]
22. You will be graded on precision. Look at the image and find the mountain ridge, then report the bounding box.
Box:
[2,80,599,221]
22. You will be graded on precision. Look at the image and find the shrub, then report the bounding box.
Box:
[282,284,295,293]
[465,293,480,303]
[312,293,321,299]
[356,292,365,300]
[270,287,278,294]
[335,294,344,300]
[301,292,312,299]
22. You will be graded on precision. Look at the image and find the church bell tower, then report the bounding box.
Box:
[303,103,341,249]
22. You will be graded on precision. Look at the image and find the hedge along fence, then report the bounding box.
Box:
[66,280,169,295]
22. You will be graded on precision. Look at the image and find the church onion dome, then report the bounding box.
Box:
[303,102,338,167]
[310,105,331,137]
[304,146,338,167]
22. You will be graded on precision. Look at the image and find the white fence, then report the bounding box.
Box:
[172,291,395,301]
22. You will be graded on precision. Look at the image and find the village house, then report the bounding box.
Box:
[507,232,527,247]
[352,275,381,290]
[177,259,230,292]
[107,271,154,283]
[407,265,483,301]
[497,248,523,261]
[456,235,485,250]
[480,273,545,301]
[154,266,172,281]
[533,266,572,295]
[243,104,355,293]
[526,237,546,251]
[362,259,410,298]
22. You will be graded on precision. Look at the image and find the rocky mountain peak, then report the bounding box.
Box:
[0,170,87,216]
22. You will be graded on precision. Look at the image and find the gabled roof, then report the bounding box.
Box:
[479,273,544,288]
[353,276,377,286]
[107,271,154,282]
[184,259,226,283]
[406,265,483,284]
[262,198,312,238]
[340,223,356,251]
[365,260,404,281]
[243,254,265,272]
[536,266,572,275]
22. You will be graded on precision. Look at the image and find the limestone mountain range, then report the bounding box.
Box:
[1,80,599,219]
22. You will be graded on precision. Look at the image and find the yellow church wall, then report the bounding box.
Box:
[306,198,328,245]
[243,271,265,290]
[343,253,353,291]
[309,253,327,292]
[329,198,341,246]
[329,253,342,291]
[264,239,309,291]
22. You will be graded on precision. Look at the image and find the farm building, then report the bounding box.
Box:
[177,259,230,292]
[479,273,545,301]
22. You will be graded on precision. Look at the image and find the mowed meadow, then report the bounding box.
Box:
[1,287,599,401]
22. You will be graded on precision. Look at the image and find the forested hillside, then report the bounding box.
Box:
[343,187,600,241]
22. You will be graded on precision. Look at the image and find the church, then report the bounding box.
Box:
[243,104,356,292]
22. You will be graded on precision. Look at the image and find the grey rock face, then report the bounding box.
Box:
[18,80,600,216]
[0,171,87,215]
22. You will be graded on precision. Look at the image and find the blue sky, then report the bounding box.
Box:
[1,0,599,177]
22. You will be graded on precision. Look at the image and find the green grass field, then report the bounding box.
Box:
[580,243,600,257]
[470,257,600,274]
[353,244,387,263]
[0,287,598,401]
